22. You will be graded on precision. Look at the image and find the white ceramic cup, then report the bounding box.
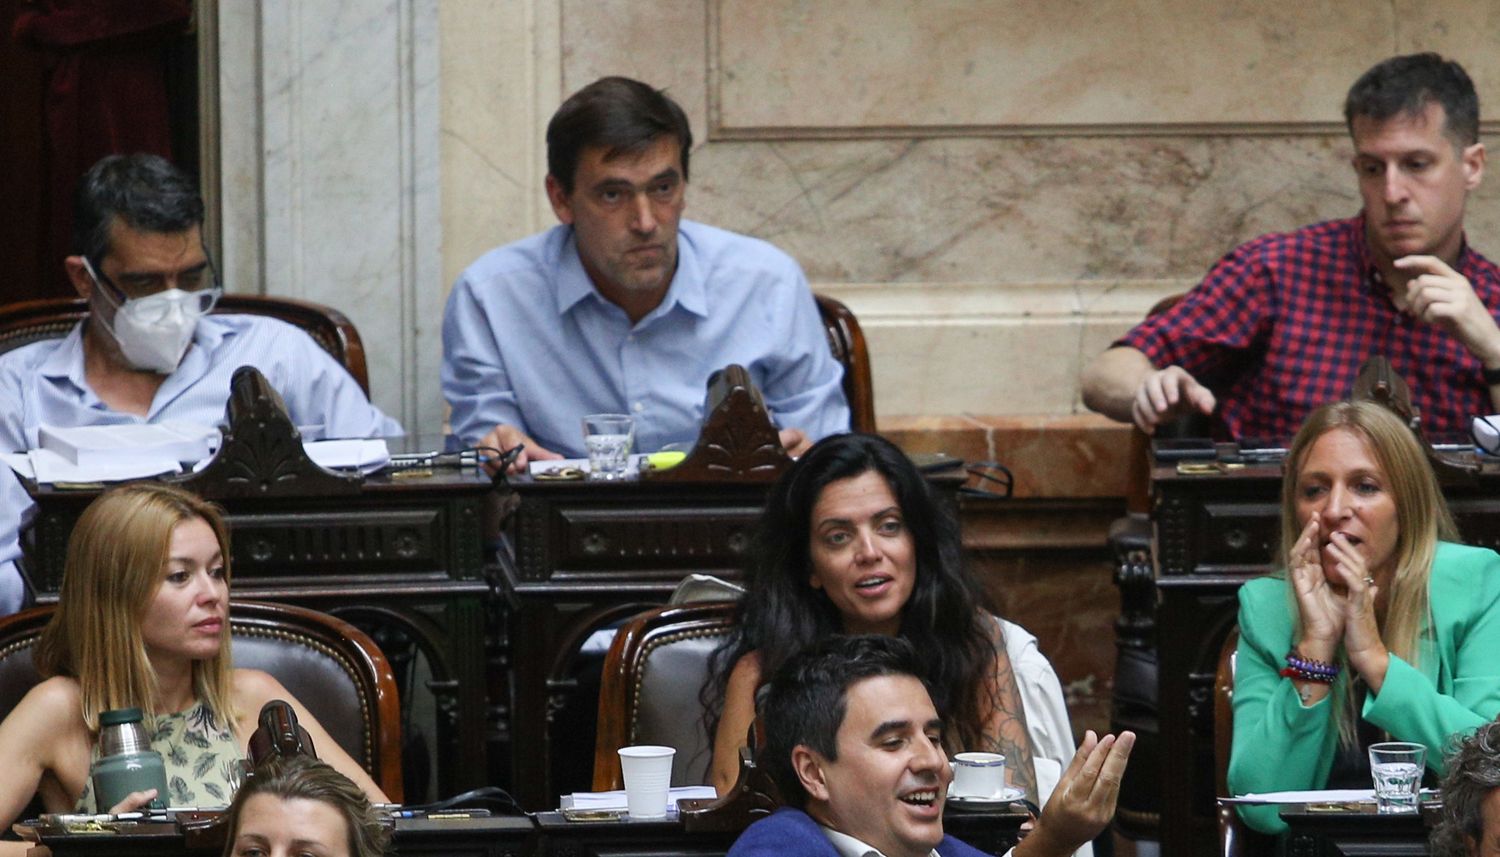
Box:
[618,745,676,818]
[951,751,1006,798]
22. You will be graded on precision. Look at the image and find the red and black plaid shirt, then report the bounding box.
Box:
[1119,215,1500,440]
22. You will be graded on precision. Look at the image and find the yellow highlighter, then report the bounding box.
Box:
[646,451,687,470]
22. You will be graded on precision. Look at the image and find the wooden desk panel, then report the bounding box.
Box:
[1279,804,1430,856]
[30,816,537,857]
[496,477,769,811]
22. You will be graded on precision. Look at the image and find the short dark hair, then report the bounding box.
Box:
[223,755,390,857]
[545,76,693,195]
[72,153,205,266]
[1344,53,1479,147]
[758,634,933,809]
[1432,721,1500,856]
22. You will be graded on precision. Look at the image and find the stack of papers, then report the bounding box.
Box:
[304,439,391,474]
[2,424,393,485]
[40,422,219,467]
[1220,789,1374,804]
[565,786,716,810]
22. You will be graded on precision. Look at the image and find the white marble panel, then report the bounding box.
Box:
[217,0,442,435]
[713,0,1394,133]
[440,0,563,285]
[820,280,1189,417]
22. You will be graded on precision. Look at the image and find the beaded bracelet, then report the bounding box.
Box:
[1280,648,1339,684]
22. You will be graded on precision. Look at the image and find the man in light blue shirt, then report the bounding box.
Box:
[0,154,400,615]
[442,76,849,474]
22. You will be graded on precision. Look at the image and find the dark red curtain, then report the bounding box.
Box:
[7,0,190,300]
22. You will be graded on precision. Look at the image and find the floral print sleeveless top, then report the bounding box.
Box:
[76,701,244,811]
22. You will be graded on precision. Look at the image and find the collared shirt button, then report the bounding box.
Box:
[633,402,644,413]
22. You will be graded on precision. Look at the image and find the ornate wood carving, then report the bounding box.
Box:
[643,364,790,483]
[171,366,361,498]
[678,747,782,832]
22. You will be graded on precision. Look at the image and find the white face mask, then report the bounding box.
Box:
[84,259,211,374]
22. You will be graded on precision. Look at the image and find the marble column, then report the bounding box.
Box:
[215,0,441,436]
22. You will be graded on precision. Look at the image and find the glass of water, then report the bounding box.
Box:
[1369,741,1425,813]
[582,414,634,480]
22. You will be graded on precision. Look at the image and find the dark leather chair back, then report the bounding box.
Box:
[814,294,875,433]
[0,600,402,801]
[0,295,370,395]
[593,601,738,791]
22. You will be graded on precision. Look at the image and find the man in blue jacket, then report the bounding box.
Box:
[729,635,1132,857]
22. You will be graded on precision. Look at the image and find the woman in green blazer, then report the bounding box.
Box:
[1228,400,1500,835]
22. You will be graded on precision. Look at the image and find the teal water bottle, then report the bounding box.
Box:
[91,707,169,812]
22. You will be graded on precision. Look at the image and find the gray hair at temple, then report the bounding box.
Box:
[1344,52,1480,148]
[1431,720,1500,856]
[72,153,205,268]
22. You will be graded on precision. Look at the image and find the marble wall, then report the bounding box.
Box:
[438,0,1500,424]
[216,0,441,434]
[216,0,1500,431]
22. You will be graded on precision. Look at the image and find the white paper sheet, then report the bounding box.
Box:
[1219,789,1374,804]
[566,786,717,810]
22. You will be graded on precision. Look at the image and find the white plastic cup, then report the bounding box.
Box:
[951,751,1006,798]
[618,745,675,818]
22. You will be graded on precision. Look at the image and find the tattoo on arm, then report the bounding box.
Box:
[980,645,1040,806]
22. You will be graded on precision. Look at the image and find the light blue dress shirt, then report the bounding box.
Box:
[0,314,403,615]
[441,219,850,457]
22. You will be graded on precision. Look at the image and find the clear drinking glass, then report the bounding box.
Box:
[582,414,634,480]
[1369,741,1425,813]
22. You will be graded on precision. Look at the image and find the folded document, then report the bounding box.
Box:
[566,786,717,810]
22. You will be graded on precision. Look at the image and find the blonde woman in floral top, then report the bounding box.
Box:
[0,484,385,853]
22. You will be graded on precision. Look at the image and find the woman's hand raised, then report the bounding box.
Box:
[1289,519,1343,663]
[1322,531,1391,692]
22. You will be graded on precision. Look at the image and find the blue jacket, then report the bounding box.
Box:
[727,807,989,857]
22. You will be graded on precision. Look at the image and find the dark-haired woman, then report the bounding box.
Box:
[707,433,1121,857]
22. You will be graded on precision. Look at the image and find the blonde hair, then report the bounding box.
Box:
[34,483,237,732]
[223,755,390,857]
[1279,401,1457,743]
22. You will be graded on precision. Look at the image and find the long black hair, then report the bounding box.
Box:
[704,432,998,751]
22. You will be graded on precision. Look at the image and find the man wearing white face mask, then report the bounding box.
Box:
[0,153,401,615]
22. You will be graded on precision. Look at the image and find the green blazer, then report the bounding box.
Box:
[1227,541,1500,834]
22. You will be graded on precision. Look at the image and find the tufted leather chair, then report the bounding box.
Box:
[592,601,738,791]
[0,600,402,801]
[0,295,370,395]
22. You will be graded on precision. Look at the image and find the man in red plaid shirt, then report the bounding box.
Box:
[1081,53,1500,440]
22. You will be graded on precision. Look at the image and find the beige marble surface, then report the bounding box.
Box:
[434,0,1500,424]
[714,0,1394,131]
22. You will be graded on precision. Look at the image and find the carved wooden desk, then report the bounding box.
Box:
[28,815,537,857]
[494,474,769,810]
[1146,455,1500,855]
[22,466,498,802]
[1279,803,1431,856]
[532,806,1024,857]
